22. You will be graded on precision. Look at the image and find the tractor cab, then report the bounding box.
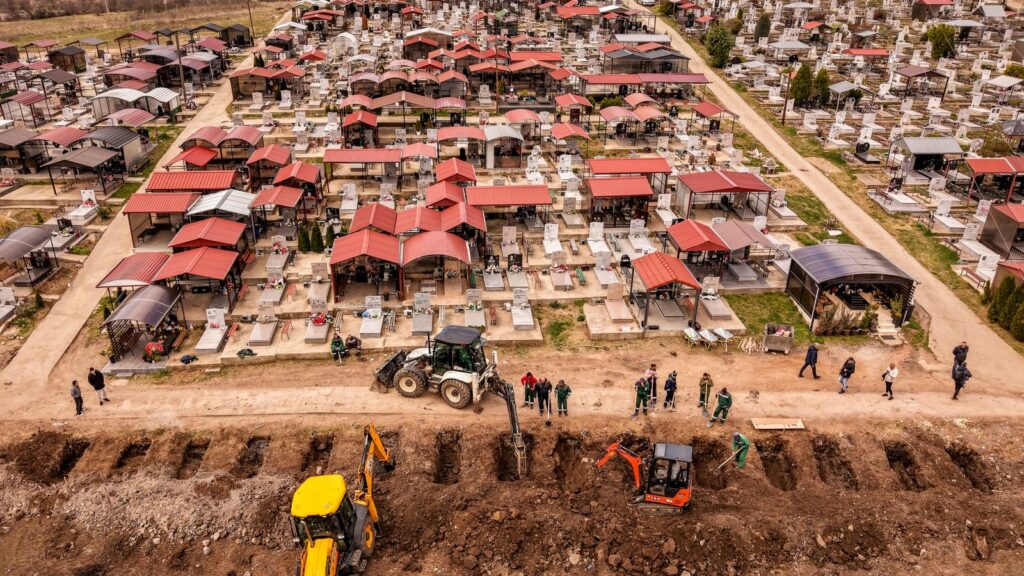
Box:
[429,326,489,375]
[645,443,692,506]
[291,475,362,576]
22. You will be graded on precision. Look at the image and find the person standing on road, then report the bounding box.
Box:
[698,373,714,416]
[87,367,108,405]
[952,341,969,377]
[645,364,658,409]
[799,343,820,379]
[535,377,553,419]
[520,372,537,409]
[707,387,732,427]
[555,379,572,416]
[731,432,750,469]
[952,362,972,400]
[631,377,650,418]
[881,362,898,400]
[70,380,83,416]
[662,370,678,410]
[838,357,856,394]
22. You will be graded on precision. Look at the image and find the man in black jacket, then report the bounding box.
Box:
[799,344,820,379]
[952,362,972,400]
[535,378,553,420]
[87,367,108,405]
[952,341,969,377]
[662,371,678,410]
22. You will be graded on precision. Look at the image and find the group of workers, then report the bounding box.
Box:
[519,372,572,419]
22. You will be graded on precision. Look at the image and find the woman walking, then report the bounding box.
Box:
[882,362,898,400]
[838,357,856,394]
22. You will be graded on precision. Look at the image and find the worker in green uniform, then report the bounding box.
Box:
[698,372,714,416]
[731,432,750,469]
[631,377,650,418]
[555,379,572,416]
[707,387,732,427]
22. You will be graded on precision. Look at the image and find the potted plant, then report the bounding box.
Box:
[143,341,165,363]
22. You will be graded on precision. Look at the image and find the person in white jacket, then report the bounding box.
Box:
[882,363,898,400]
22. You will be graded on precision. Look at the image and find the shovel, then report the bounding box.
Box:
[712,447,745,473]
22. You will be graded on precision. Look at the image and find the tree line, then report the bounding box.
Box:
[0,0,247,21]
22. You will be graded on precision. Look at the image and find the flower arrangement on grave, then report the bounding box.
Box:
[143,341,164,362]
[272,241,288,254]
[310,312,330,326]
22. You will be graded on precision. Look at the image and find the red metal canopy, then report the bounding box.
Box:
[350,203,398,234]
[554,93,592,108]
[274,161,320,185]
[632,252,700,290]
[436,126,486,141]
[330,229,401,265]
[436,157,477,182]
[168,217,247,249]
[588,157,672,175]
[247,144,291,166]
[152,246,238,281]
[147,170,237,192]
[122,192,199,214]
[395,206,443,234]
[691,100,734,118]
[966,157,1022,175]
[467,185,552,207]
[324,148,402,164]
[587,176,654,198]
[678,170,773,194]
[426,181,465,207]
[667,219,729,253]
[551,123,590,140]
[251,185,303,209]
[165,146,218,168]
[97,252,170,288]
[440,202,486,232]
[401,231,470,265]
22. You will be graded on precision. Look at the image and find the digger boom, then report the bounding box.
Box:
[355,424,394,523]
[494,379,526,478]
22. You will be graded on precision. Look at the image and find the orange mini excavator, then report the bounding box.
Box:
[596,441,693,510]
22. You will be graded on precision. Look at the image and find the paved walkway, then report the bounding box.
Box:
[639,3,1024,390]
[0,53,255,399]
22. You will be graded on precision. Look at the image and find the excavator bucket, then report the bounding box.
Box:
[497,379,527,479]
[374,350,406,391]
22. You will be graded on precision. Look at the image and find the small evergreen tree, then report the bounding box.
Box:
[1011,302,1024,341]
[790,64,814,108]
[1000,284,1024,330]
[325,223,336,248]
[310,223,325,253]
[704,24,736,68]
[988,277,1015,322]
[926,24,956,60]
[813,68,831,106]
[34,291,43,309]
[298,225,311,253]
[981,281,992,305]
[754,13,771,42]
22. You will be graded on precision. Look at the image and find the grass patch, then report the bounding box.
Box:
[773,175,857,245]
[544,319,573,349]
[724,293,815,346]
[111,181,142,200]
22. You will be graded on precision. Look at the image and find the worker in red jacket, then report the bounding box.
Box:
[520,372,537,409]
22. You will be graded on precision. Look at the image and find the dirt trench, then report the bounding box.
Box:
[232,436,270,479]
[113,439,151,475]
[301,434,334,474]
[175,438,209,480]
[552,432,588,492]
[754,436,797,491]
[945,441,994,493]
[433,429,462,485]
[494,432,535,481]
[884,441,929,491]
[691,436,729,490]
[811,435,858,489]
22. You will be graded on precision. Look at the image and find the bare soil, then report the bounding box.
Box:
[1,416,1021,576]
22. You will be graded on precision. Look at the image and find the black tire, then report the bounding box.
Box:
[440,379,473,409]
[394,367,426,398]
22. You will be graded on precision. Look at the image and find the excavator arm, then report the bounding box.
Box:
[596,442,644,490]
[355,424,394,523]
[494,379,526,478]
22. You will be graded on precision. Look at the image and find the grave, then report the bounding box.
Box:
[248,301,279,346]
[604,283,633,323]
[412,292,434,335]
[0,287,16,325]
[196,307,229,354]
[543,222,564,256]
[507,253,528,289]
[464,288,486,328]
[510,288,535,330]
[550,251,573,291]
[482,254,505,291]
[594,251,619,287]
[500,225,520,258]
[305,262,332,343]
[360,295,385,338]
[627,219,654,255]
[66,189,98,227]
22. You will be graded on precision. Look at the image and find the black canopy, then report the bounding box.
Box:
[788,244,914,284]
[0,226,51,262]
[103,285,179,327]
[435,325,482,345]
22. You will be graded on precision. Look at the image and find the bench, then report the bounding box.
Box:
[285,283,297,301]
[960,267,988,289]
[237,283,249,302]
[569,239,579,255]
[575,267,587,286]
[531,270,543,288]
[171,330,187,352]
[227,322,241,342]
[488,303,498,326]
[281,320,292,340]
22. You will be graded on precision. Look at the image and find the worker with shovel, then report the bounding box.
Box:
[631,377,650,418]
[555,379,572,417]
[731,432,750,469]
[698,373,714,416]
[707,387,732,427]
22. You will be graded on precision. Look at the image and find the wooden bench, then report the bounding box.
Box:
[960,267,987,289]
[171,330,187,351]
[285,283,297,301]
[236,283,249,301]
[488,304,498,326]
[227,322,241,342]
[569,239,579,255]
[575,267,587,286]
[531,270,543,288]
[281,320,292,340]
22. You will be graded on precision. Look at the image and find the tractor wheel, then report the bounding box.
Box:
[394,367,427,398]
[440,379,473,409]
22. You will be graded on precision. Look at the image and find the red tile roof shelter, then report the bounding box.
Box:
[168,217,247,250]
[146,170,239,193]
[152,246,238,281]
[250,185,303,209]
[330,229,401,266]
[426,181,465,208]
[586,176,654,198]
[466,185,552,207]
[436,157,477,183]
[676,170,773,219]
[667,219,729,253]
[629,252,702,330]
[401,231,471,265]
[395,206,443,234]
[350,203,398,234]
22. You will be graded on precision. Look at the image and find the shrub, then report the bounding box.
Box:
[812,68,831,106]
[298,225,311,253]
[704,25,736,68]
[1011,302,1024,341]
[988,277,1015,322]
[790,64,814,107]
[926,24,956,59]
[754,13,771,42]
[310,224,325,253]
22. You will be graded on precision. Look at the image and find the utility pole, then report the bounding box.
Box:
[246,0,257,41]
[173,32,187,110]
[781,68,792,126]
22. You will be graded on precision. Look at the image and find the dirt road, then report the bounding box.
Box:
[635,3,1024,390]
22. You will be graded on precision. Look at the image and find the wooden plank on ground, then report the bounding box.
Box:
[751,418,806,430]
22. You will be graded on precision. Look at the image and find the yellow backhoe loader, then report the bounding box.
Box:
[290,424,394,575]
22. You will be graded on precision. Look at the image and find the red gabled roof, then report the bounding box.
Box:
[7,90,45,106]
[324,148,403,164]
[667,219,729,253]
[402,231,470,265]
[247,144,291,166]
[436,157,478,183]
[33,126,87,148]
[152,246,238,281]
[105,108,156,128]
[401,142,438,159]
[196,37,228,52]
[342,110,378,128]
[122,192,199,214]
[843,48,890,58]
[551,122,590,141]
[557,5,601,18]
[966,157,1020,175]
[509,51,562,62]
[467,185,552,207]
[587,176,654,198]
[168,217,247,249]
[251,185,303,209]
[505,108,542,123]
[273,161,320,185]
[165,146,218,168]
[97,252,170,288]
[440,202,486,232]
[555,93,592,107]
[588,157,672,175]
[678,170,773,194]
[146,170,237,192]
[915,0,953,5]
[350,203,398,234]
[426,181,465,207]
[330,229,401,265]
[632,252,700,290]
[993,204,1024,223]
[692,100,732,118]
[436,126,486,141]
[395,206,443,234]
